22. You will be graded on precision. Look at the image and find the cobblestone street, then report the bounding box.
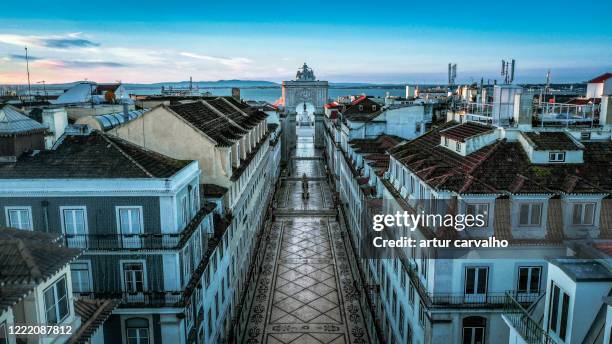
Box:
[243,137,371,344]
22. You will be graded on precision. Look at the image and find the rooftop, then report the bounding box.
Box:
[0,131,192,179]
[168,98,266,147]
[440,122,494,142]
[69,298,119,344]
[588,73,612,83]
[550,258,612,282]
[0,227,81,313]
[523,131,582,151]
[388,121,612,195]
[341,96,383,122]
[0,104,48,135]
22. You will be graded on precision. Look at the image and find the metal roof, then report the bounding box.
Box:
[0,104,48,135]
[94,109,148,131]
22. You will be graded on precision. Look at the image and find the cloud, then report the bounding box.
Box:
[8,54,41,61]
[0,33,99,49]
[33,59,127,69]
[179,52,253,69]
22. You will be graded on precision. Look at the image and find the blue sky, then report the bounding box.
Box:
[1,0,610,84]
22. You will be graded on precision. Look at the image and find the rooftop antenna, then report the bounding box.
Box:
[36,80,47,100]
[25,46,32,102]
[501,59,516,84]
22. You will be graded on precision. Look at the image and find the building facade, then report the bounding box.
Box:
[322,79,612,344]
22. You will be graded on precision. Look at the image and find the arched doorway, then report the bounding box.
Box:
[295,102,315,157]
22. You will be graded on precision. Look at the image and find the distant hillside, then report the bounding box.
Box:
[127,80,280,88]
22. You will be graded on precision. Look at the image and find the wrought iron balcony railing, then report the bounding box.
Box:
[503,291,557,344]
[63,233,181,250]
[61,204,216,250]
[429,291,540,308]
[76,291,184,308]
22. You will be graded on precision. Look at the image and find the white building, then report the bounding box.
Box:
[323,74,612,344]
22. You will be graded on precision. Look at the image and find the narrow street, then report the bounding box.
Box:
[242,136,372,344]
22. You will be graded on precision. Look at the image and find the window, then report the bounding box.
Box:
[572,202,596,225]
[410,176,415,194]
[359,105,363,111]
[122,262,146,292]
[399,306,405,336]
[71,261,92,293]
[44,276,69,324]
[125,318,150,344]
[5,207,32,230]
[462,316,486,344]
[408,282,415,306]
[117,207,143,234]
[456,142,462,152]
[464,267,488,296]
[181,196,189,226]
[407,324,413,344]
[549,152,565,162]
[117,207,143,248]
[61,207,87,235]
[183,244,192,280]
[420,249,428,278]
[517,266,541,294]
[61,207,88,247]
[466,203,489,226]
[418,301,426,327]
[190,186,199,215]
[518,203,542,226]
[548,282,570,342]
[444,137,449,147]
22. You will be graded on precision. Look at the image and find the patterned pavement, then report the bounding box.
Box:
[243,138,371,344]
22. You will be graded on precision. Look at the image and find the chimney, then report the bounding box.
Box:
[123,102,129,122]
[42,107,68,149]
[231,87,241,101]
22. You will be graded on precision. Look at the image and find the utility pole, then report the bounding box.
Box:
[25,46,32,102]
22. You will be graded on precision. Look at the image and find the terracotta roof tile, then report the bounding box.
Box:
[0,131,192,179]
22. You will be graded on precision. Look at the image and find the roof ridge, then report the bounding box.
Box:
[219,97,249,117]
[98,133,154,178]
[467,138,505,174]
[201,100,248,132]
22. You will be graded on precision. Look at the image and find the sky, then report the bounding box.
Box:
[0,0,611,84]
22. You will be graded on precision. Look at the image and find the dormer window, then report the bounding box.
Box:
[372,105,377,111]
[572,202,596,225]
[549,152,565,162]
[455,142,461,152]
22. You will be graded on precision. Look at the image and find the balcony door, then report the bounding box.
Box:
[61,207,88,248]
[117,207,143,248]
[464,267,488,303]
[462,316,486,344]
[122,261,147,303]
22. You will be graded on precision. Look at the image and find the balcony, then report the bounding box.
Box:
[456,102,494,117]
[503,292,557,344]
[429,291,540,309]
[534,102,599,127]
[62,204,215,250]
[76,291,184,308]
[63,233,181,250]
